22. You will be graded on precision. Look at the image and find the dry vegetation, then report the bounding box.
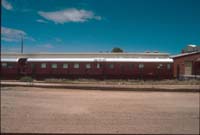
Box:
[43,78,200,85]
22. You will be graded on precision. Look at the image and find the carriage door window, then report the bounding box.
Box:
[139,64,144,69]
[96,63,101,69]
[41,63,46,68]
[167,64,171,70]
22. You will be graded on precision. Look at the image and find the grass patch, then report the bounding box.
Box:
[43,78,200,85]
[20,76,33,82]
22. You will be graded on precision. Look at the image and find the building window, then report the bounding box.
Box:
[2,63,7,67]
[63,63,68,69]
[167,64,171,69]
[109,63,114,69]
[51,64,57,69]
[86,63,91,69]
[41,63,46,68]
[96,63,101,69]
[74,63,79,69]
[139,64,144,69]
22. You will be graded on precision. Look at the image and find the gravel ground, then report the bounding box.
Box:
[1,87,200,134]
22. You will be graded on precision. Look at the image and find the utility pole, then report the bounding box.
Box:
[21,34,23,54]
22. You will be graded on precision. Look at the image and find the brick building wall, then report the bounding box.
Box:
[172,52,200,78]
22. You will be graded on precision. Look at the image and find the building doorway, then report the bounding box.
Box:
[184,61,192,75]
[176,64,180,79]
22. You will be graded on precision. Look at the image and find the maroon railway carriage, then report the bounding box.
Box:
[1,57,173,80]
[1,58,19,79]
[24,57,173,79]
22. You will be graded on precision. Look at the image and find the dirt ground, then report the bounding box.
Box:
[1,87,200,134]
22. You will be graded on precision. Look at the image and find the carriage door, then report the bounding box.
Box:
[18,58,28,75]
[184,61,192,75]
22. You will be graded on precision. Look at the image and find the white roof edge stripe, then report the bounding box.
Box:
[27,58,173,62]
[1,58,19,62]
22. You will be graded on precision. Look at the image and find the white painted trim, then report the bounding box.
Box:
[27,58,173,63]
[1,58,19,62]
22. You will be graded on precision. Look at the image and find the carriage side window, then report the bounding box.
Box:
[7,63,13,68]
[139,64,144,69]
[41,63,46,68]
[96,63,101,69]
[86,63,91,69]
[51,64,57,69]
[74,63,79,69]
[109,63,114,69]
[167,64,171,69]
[129,63,134,69]
[31,64,35,69]
[120,64,125,70]
[63,63,68,69]
[2,63,7,68]
[157,64,163,69]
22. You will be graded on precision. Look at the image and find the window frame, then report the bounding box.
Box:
[7,63,14,69]
[109,63,114,69]
[129,63,134,69]
[51,63,57,69]
[63,63,68,69]
[2,62,7,68]
[96,63,101,69]
[86,63,91,69]
[41,63,46,68]
[74,63,80,69]
[139,63,144,69]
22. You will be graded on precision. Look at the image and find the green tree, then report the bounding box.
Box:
[111,47,123,53]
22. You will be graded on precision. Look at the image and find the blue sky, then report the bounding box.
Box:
[1,0,200,54]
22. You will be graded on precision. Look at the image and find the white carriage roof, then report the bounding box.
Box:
[2,52,170,59]
[27,58,173,63]
[1,58,19,62]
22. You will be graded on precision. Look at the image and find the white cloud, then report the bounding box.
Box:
[38,8,102,24]
[36,19,48,23]
[1,26,35,42]
[2,0,13,10]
